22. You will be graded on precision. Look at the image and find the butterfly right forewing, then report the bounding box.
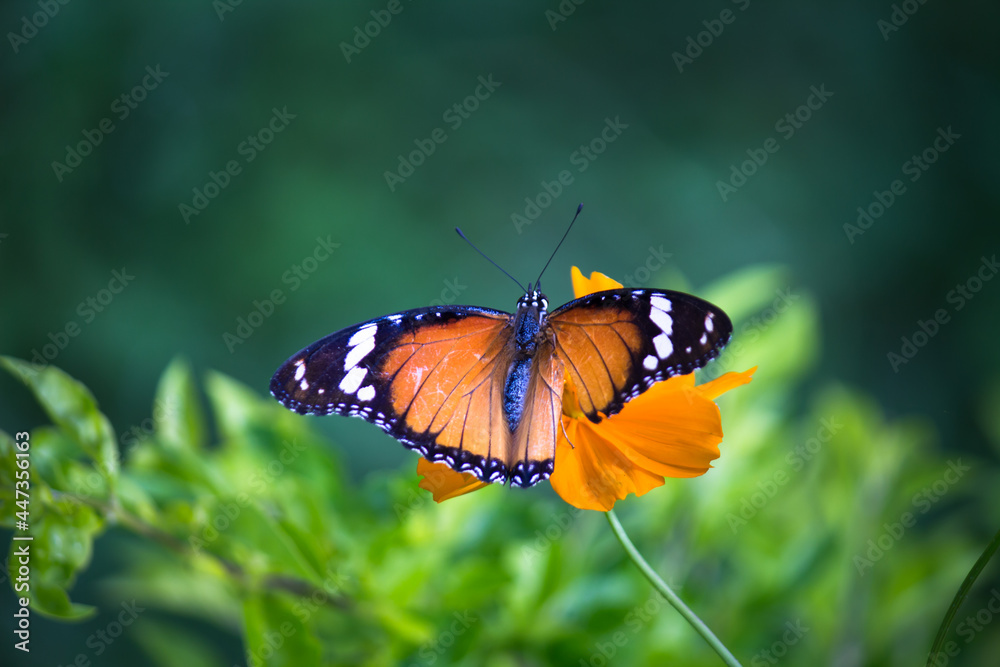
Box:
[548,289,732,422]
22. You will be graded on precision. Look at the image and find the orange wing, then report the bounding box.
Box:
[548,289,733,421]
[271,306,536,484]
[508,337,564,486]
[378,311,516,482]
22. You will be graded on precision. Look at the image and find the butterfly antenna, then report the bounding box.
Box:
[534,203,583,289]
[455,227,529,293]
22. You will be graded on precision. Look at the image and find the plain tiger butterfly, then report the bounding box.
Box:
[270,206,732,488]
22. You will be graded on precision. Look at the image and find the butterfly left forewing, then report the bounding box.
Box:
[548,289,732,421]
[270,305,518,483]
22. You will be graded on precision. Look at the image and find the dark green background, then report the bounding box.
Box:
[2,1,999,665]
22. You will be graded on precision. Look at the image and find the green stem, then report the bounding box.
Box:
[606,509,742,667]
[926,527,1000,665]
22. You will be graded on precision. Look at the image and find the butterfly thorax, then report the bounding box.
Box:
[504,289,549,431]
[512,290,549,355]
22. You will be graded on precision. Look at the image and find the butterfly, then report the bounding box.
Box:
[270,209,732,488]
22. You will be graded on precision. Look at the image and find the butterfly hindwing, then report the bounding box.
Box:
[548,289,732,421]
[270,305,518,482]
[508,336,564,486]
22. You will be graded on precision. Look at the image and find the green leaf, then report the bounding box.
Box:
[242,590,322,667]
[0,357,119,487]
[204,370,267,443]
[30,427,109,500]
[202,502,325,586]
[926,527,1000,665]
[154,357,208,452]
[0,430,18,527]
[9,497,104,619]
[26,580,95,620]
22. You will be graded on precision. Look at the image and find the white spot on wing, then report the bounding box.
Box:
[649,307,673,335]
[643,354,657,370]
[338,366,367,394]
[299,378,309,391]
[294,361,306,381]
[650,295,672,312]
[344,335,376,371]
[348,323,377,347]
[653,332,673,359]
[700,333,708,345]
[357,385,376,402]
[705,314,714,333]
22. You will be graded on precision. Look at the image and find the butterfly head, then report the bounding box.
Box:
[517,283,548,313]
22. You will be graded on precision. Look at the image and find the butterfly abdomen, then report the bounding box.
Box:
[503,359,532,431]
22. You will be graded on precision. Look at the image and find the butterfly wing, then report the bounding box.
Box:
[270,306,519,483]
[507,336,564,487]
[548,289,732,422]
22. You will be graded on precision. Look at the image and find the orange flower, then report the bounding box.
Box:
[418,268,755,511]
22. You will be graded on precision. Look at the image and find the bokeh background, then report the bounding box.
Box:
[2,1,1000,665]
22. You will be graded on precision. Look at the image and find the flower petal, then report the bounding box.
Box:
[695,366,758,400]
[550,418,665,511]
[417,458,489,502]
[550,368,756,510]
[595,369,757,479]
[571,266,623,298]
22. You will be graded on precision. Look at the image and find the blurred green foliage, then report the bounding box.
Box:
[3,267,998,666]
